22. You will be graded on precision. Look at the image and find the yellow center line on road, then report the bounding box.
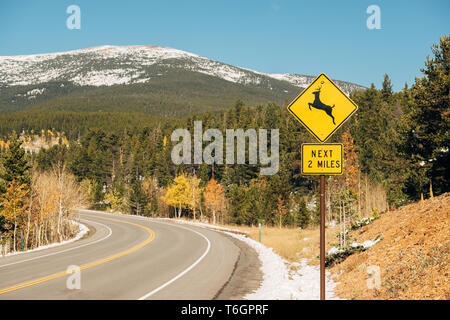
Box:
[0,215,155,296]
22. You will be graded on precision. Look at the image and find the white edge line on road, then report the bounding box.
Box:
[137,220,211,300]
[75,210,213,300]
[0,218,112,269]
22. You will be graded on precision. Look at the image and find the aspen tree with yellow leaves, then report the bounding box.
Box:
[203,178,225,224]
[29,169,87,249]
[187,175,202,221]
[161,174,191,218]
[1,180,28,252]
[104,187,124,212]
[0,139,87,253]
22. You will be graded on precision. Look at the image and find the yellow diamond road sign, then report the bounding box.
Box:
[287,73,358,142]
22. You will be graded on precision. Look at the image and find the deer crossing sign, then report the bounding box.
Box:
[287,73,358,142]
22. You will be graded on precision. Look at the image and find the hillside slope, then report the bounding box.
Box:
[331,193,449,300]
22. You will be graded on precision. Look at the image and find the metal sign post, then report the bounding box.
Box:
[320,175,325,300]
[259,222,261,243]
[20,231,24,252]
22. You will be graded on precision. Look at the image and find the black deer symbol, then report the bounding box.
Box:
[308,87,335,125]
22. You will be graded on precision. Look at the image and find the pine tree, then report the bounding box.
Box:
[296,197,310,229]
[128,179,148,216]
[312,196,320,225]
[0,136,31,193]
[381,73,393,102]
[351,82,398,185]
[405,36,450,196]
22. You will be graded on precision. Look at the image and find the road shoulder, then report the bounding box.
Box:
[214,233,262,300]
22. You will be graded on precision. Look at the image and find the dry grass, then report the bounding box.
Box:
[215,223,338,264]
[175,217,339,263]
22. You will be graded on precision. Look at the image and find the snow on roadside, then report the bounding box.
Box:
[0,220,88,258]
[154,217,340,300]
[224,232,341,300]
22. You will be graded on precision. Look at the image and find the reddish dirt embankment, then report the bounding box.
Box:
[332,193,449,300]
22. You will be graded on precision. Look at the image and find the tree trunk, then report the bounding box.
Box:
[343,201,346,247]
[192,188,196,221]
[44,220,49,245]
[37,224,41,248]
[339,199,343,249]
[358,171,361,216]
[13,218,17,252]
[430,180,434,199]
[25,209,31,249]
[57,167,63,242]
[212,209,216,225]
[365,175,369,216]
[58,196,63,242]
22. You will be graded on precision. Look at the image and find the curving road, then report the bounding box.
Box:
[0,210,242,300]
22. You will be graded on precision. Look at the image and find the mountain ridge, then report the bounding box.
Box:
[0,45,365,91]
[0,45,365,117]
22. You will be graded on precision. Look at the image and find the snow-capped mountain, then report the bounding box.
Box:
[0,45,365,116]
[0,45,364,91]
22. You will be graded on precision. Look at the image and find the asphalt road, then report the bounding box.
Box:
[0,210,241,300]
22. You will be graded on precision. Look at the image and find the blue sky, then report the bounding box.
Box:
[0,0,448,91]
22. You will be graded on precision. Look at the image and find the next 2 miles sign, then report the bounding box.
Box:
[301,143,343,175]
